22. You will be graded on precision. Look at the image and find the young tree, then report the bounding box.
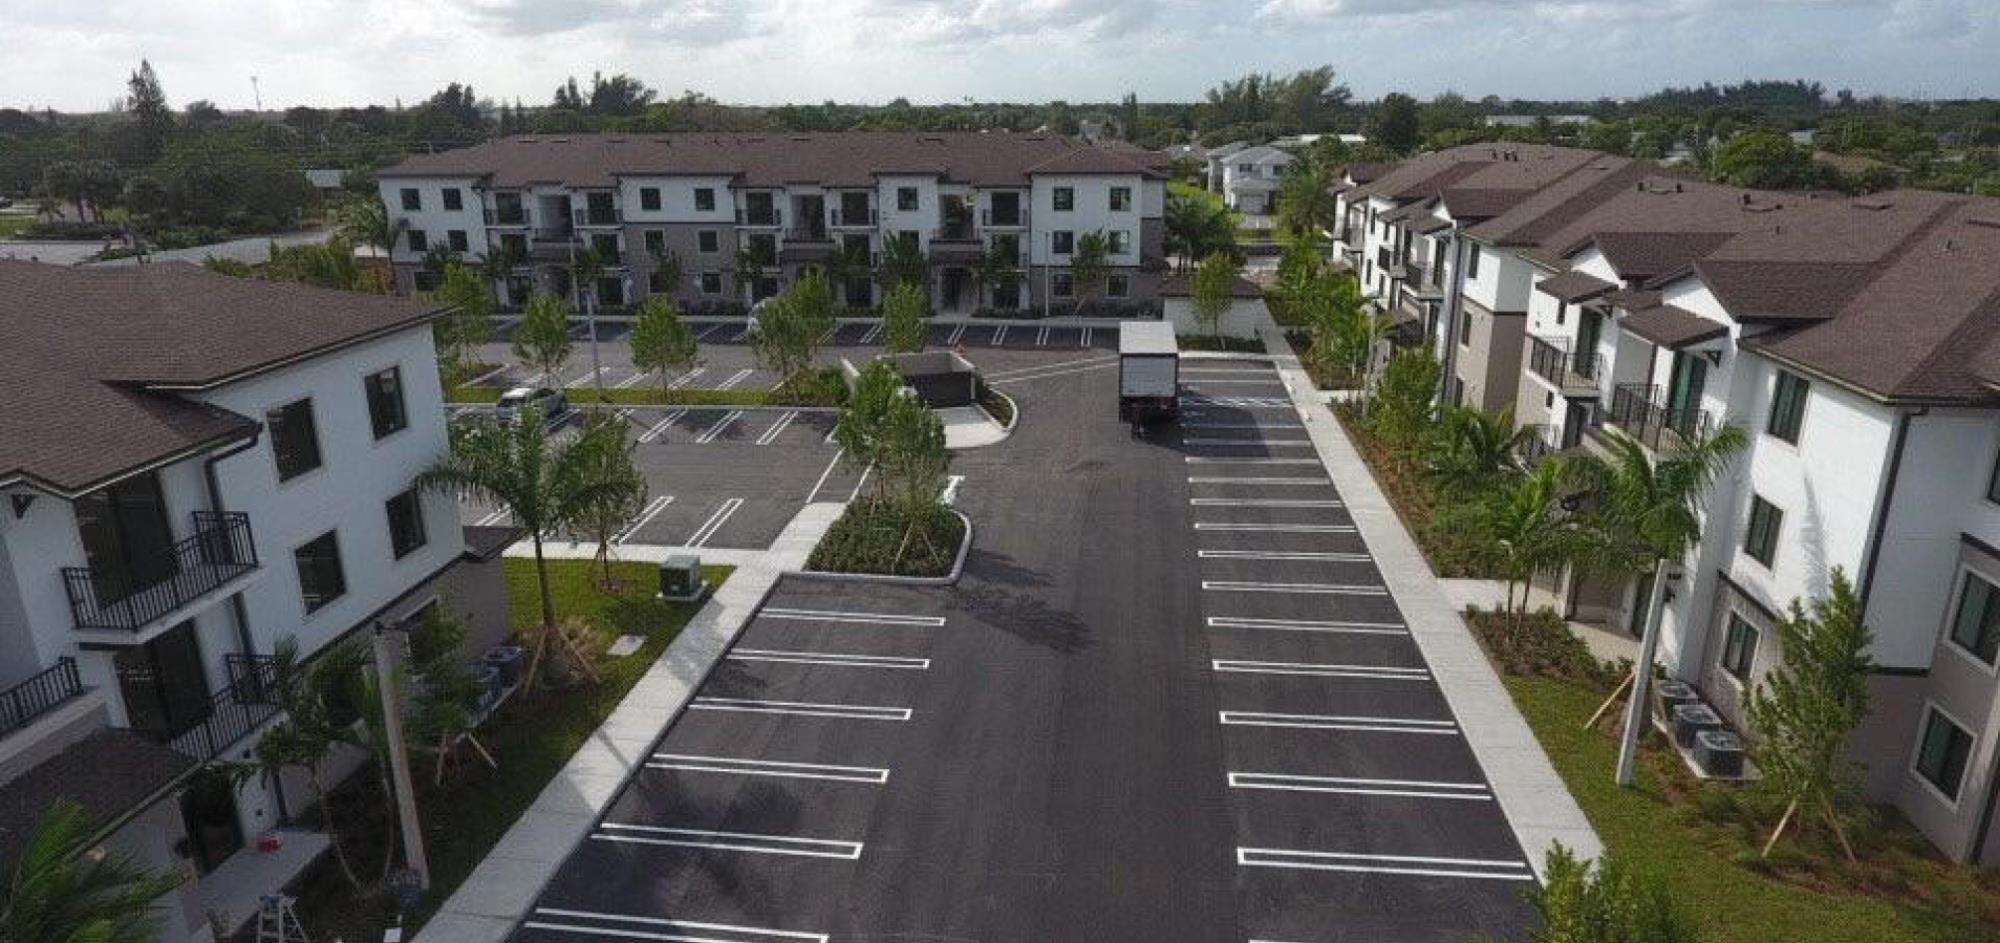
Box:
[1369,347,1442,455]
[878,230,929,294]
[564,413,650,587]
[735,241,772,304]
[647,246,683,297]
[749,272,836,390]
[434,262,495,382]
[1164,190,1237,273]
[1068,230,1110,313]
[629,296,700,396]
[1275,160,1338,237]
[1428,405,1530,499]
[1463,459,1579,630]
[512,293,574,386]
[834,361,905,498]
[877,392,952,570]
[126,59,172,163]
[880,282,929,354]
[336,197,401,264]
[416,410,632,690]
[1525,844,1697,943]
[229,637,364,889]
[0,801,184,943]
[1190,250,1240,338]
[1747,567,1875,861]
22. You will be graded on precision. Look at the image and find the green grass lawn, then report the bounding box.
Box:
[0,215,36,238]
[1507,676,2000,942]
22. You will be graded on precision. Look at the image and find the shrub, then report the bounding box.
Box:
[807,501,964,577]
[1465,605,1618,687]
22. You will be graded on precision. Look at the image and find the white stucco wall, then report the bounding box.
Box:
[379,177,489,262]
[1029,174,1145,267]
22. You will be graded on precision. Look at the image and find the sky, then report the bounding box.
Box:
[4,0,1999,113]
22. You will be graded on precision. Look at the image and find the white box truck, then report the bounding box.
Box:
[1118,321,1180,423]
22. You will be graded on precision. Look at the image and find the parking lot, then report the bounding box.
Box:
[508,355,1538,942]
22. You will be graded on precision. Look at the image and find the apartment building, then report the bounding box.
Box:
[1338,145,2000,864]
[376,132,1170,315]
[1213,145,1295,214]
[0,261,510,940]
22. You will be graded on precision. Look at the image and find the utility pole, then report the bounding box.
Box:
[371,622,430,890]
[1615,562,1679,786]
[250,75,262,112]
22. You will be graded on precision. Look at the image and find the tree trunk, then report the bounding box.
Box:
[376,750,399,882]
[525,534,557,692]
[310,772,364,889]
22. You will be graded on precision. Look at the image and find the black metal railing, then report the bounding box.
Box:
[1527,335,1603,393]
[483,207,527,226]
[1600,383,1712,452]
[931,225,979,243]
[980,208,1027,227]
[0,658,84,738]
[62,512,257,633]
[785,225,831,242]
[736,207,782,227]
[530,225,574,242]
[163,654,280,761]
[573,206,621,227]
[830,208,875,227]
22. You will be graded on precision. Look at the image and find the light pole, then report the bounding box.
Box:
[1615,561,1680,786]
[370,620,430,890]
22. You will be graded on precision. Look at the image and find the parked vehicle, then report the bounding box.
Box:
[494,386,569,427]
[1118,320,1180,423]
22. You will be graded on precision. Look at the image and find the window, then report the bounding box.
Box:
[1744,495,1782,567]
[364,366,408,440]
[1948,570,2000,665]
[1459,309,1472,348]
[1555,301,1567,326]
[1720,613,1759,682]
[1052,187,1074,211]
[413,270,441,292]
[697,230,719,254]
[1107,274,1130,299]
[694,188,716,211]
[1052,230,1075,255]
[400,188,420,211]
[442,188,462,211]
[1052,273,1075,298]
[293,531,346,614]
[385,490,427,560]
[1109,187,1131,211]
[406,230,428,253]
[897,187,919,211]
[266,398,322,482]
[640,187,661,211]
[700,272,722,295]
[1767,371,1809,444]
[1989,448,2000,504]
[644,230,666,255]
[447,230,468,253]
[1466,247,1481,279]
[1914,707,1973,802]
[1105,231,1129,255]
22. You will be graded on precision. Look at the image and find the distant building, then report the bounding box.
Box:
[303,168,346,192]
[1484,114,1594,128]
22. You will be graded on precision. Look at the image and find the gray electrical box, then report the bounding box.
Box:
[658,555,708,602]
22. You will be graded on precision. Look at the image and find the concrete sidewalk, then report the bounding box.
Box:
[415,502,844,943]
[1254,317,1602,878]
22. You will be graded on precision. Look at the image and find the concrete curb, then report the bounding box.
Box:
[413,503,845,943]
[796,509,973,587]
[1253,315,1602,880]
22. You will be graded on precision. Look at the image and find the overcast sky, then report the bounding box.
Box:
[6,1,1998,113]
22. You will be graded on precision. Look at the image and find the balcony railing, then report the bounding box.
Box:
[573,207,621,227]
[785,225,831,243]
[0,658,84,739]
[931,226,979,243]
[483,207,527,226]
[1598,383,1712,453]
[980,208,1027,228]
[1527,335,1603,394]
[736,207,783,227]
[163,654,280,761]
[62,512,257,633]
[830,208,875,228]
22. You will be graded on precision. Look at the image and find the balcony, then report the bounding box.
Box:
[1596,383,1712,453]
[0,658,84,741]
[830,208,876,228]
[62,512,258,634]
[785,225,831,243]
[483,207,527,226]
[736,207,783,228]
[980,208,1028,229]
[161,654,280,761]
[1527,335,1604,395]
[528,227,578,262]
[573,206,621,228]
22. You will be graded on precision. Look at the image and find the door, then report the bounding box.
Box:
[74,472,178,600]
[1665,351,1708,435]
[1575,309,1603,379]
[115,620,212,739]
[179,769,243,874]
[1562,401,1589,449]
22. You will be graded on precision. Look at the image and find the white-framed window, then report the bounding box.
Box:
[1912,704,1974,805]
[1106,274,1129,299]
[1107,231,1130,255]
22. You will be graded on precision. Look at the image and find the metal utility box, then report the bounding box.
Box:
[1118,321,1179,423]
[1694,729,1745,778]
[1655,679,1701,718]
[1671,703,1724,749]
[658,555,709,602]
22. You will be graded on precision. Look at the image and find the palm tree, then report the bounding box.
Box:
[0,800,184,943]
[1428,406,1531,498]
[1275,160,1338,238]
[416,409,634,690]
[1567,423,1749,785]
[1165,191,1236,273]
[564,413,649,587]
[1464,459,1583,631]
[336,198,402,263]
[227,637,365,889]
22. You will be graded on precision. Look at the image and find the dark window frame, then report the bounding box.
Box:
[700,272,723,295]
[897,187,919,212]
[694,188,716,212]
[1720,612,1759,682]
[1051,272,1075,298]
[1052,187,1075,212]
[1744,495,1782,567]
[1106,274,1130,299]
[447,229,469,252]
[406,230,428,253]
[293,530,347,615]
[266,398,323,482]
[1914,706,1973,803]
[441,188,463,212]
[1947,569,2000,666]
[1051,230,1075,255]
[400,188,421,211]
[697,230,719,254]
[1985,445,2000,505]
[640,187,662,211]
[1466,246,1481,279]
[644,230,666,256]
[364,366,409,440]
[385,490,428,560]
[1767,370,1809,444]
[1109,187,1131,211]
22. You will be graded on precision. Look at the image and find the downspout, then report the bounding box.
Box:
[1857,409,1918,607]
[202,433,263,661]
[1437,229,1470,403]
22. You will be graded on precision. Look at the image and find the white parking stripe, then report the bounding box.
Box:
[760,607,945,627]
[565,366,604,389]
[693,323,723,341]
[1202,580,1387,595]
[695,410,743,443]
[1198,550,1371,562]
[1220,711,1457,733]
[947,323,967,345]
[638,409,689,444]
[804,448,846,503]
[1189,498,1342,507]
[1185,457,1321,465]
[1185,378,1286,385]
[1213,659,1429,679]
[466,363,510,385]
[1229,772,1492,800]
[688,697,911,721]
[715,368,754,390]
[1195,522,1355,533]
[756,410,799,445]
[648,754,889,785]
[614,496,676,544]
[1184,438,1314,447]
[613,370,648,389]
[528,908,827,943]
[983,355,1119,379]
[728,648,929,670]
[1080,326,1092,347]
[1182,421,1305,430]
[860,323,882,344]
[847,464,873,501]
[992,325,1009,346]
[686,498,743,546]
[667,367,708,390]
[1236,848,1532,881]
[1035,324,1050,346]
[594,824,862,860]
[1208,616,1405,635]
[1187,477,1329,485]
[1183,367,1276,375]
[987,361,1121,384]
[473,507,510,526]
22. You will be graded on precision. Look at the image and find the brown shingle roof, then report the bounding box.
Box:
[0,728,196,870]
[0,261,444,495]
[1622,305,1728,348]
[1535,270,1616,303]
[381,132,1168,189]
[1160,273,1262,298]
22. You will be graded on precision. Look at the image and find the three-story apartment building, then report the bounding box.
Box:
[0,261,508,941]
[376,132,1170,315]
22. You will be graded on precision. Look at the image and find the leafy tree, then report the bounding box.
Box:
[1369,347,1442,455]
[1164,189,1238,273]
[512,293,574,386]
[1428,406,1530,499]
[1461,458,1578,629]
[434,262,496,380]
[881,282,928,353]
[416,409,633,689]
[264,235,370,292]
[647,245,682,296]
[551,76,586,111]
[877,230,928,293]
[1523,843,1696,943]
[749,272,837,389]
[1418,91,1482,142]
[227,636,364,888]
[126,59,172,163]
[1747,567,1874,861]
[1273,231,1326,299]
[834,361,904,496]
[1275,160,1338,237]
[1190,250,1240,338]
[1711,130,1823,189]
[1067,230,1109,313]
[735,238,773,303]
[563,413,650,587]
[629,296,700,396]
[336,197,400,261]
[1299,271,1378,383]
[1369,93,1423,154]
[587,72,657,116]
[0,800,185,943]
[41,160,120,223]
[973,236,1020,307]
[880,392,950,510]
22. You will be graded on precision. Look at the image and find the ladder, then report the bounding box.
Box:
[255,895,308,943]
